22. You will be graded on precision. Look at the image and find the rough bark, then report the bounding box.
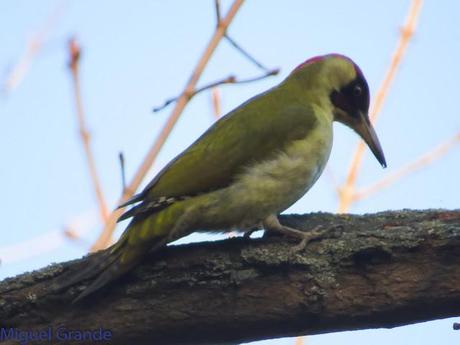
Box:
[1,209,459,345]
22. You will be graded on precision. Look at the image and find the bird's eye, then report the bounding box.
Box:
[353,85,362,97]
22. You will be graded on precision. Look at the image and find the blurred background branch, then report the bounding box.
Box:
[211,87,222,120]
[1,1,66,95]
[353,132,460,201]
[337,0,423,213]
[68,37,109,224]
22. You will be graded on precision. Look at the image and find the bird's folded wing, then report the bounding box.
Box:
[122,88,318,218]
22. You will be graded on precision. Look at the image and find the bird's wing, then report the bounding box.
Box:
[119,88,318,220]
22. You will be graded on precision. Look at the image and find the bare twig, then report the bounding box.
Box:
[353,133,460,201]
[224,34,270,72]
[119,152,127,193]
[68,37,109,224]
[337,0,422,213]
[215,0,221,25]
[295,337,305,345]
[211,87,222,119]
[233,69,279,83]
[90,0,246,252]
[62,226,89,248]
[153,69,278,112]
[2,1,66,94]
[153,76,235,112]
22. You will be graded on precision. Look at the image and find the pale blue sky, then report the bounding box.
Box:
[0,1,459,344]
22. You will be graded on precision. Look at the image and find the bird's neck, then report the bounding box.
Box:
[280,75,335,125]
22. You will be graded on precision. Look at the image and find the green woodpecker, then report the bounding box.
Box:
[60,54,386,302]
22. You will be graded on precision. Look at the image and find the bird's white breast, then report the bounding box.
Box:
[205,116,333,229]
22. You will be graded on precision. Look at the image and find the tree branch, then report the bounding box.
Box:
[1,209,459,345]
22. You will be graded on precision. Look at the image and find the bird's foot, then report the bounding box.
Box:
[243,224,263,239]
[262,214,329,253]
[243,230,254,239]
[287,225,324,253]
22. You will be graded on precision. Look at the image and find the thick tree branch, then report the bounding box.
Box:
[1,209,459,345]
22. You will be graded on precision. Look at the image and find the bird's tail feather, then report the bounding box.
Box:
[52,234,126,298]
[53,204,184,302]
[52,222,158,303]
[71,235,168,303]
[70,245,130,303]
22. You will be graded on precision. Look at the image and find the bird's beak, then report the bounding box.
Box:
[355,112,387,168]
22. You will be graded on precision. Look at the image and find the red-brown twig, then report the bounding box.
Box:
[90,0,246,252]
[211,87,222,120]
[337,0,422,213]
[63,226,90,248]
[69,38,109,224]
[353,132,460,201]
[294,336,305,345]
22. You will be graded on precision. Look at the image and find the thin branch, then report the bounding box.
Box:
[295,337,305,345]
[153,69,278,113]
[68,37,109,224]
[232,68,280,83]
[337,0,422,213]
[90,0,246,252]
[192,76,235,95]
[62,226,90,248]
[224,34,270,72]
[211,87,222,119]
[215,0,221,25]
[119,152,127,193]
[353,132,460,201]
[1,1,66,94]
[153,76,235,112]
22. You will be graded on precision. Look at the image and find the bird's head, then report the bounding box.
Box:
[292,54,386,168]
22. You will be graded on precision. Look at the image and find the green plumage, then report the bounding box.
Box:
[138,85,317,200]
[55,54,386,302]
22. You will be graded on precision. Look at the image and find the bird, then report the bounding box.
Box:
[57,53,386,303]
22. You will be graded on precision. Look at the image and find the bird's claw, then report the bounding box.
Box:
[243,228,256,239]
[289,225,346,255]
[288,225,323,254]
[263,215,337,254]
